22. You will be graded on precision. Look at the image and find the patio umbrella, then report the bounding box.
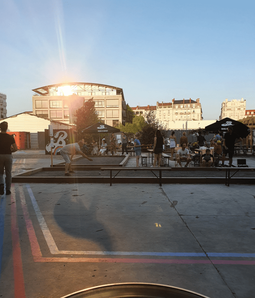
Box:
[204,117,250,138]
[82,122,120,147]
[82,122,120,134]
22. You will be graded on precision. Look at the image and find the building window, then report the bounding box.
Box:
[106,110,119,118]
[36,110,48,118]
[96,110,105,117]
[95,101,105,107]
[64,110,69,119]
[113,120,119,126]
[50,110,62,119]
[106,99,119,107]
[35,100,48,108]
[50,101,62,108]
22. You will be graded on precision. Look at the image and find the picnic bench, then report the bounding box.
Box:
[217,167,255,186]
[101,166,255,186]
[101,167,172,186]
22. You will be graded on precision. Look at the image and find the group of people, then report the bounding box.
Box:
[151,127,239,168]
[81,133,129,157]
[59,126,241,172]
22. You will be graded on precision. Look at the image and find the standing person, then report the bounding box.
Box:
[60,139,93,176]
[180,132,188,146]
[197,131,206,147]
[169,131,177,160]
[110,133,116,155]
[0,121,18,195]
[153,130,164,167]
[214,131,222,142]
[222,126,237,167]
[134,133,142,167]
[121,132,128,155]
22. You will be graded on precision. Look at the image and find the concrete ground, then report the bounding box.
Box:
[0,151,255,298]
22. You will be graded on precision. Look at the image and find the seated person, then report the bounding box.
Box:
[91,140,99,155]
[214,140,222,166]
[177,143,191,167]
[201,149,214,167]
[99,139,108,155]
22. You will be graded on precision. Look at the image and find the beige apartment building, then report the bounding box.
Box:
[131,99,204,130]
[220,98,246,120]
[32,82,127,126]
[0,93,7,119]
[156,98,202,128]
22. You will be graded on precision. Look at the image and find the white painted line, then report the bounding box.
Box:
[26,184,59,254]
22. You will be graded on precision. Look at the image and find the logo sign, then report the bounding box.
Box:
[221,121,233,130]
[97,124,108,132]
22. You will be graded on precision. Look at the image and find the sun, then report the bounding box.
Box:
[57,85,73,96]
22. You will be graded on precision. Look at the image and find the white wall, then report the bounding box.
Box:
[160,120,216,130]
[0,113,71,133]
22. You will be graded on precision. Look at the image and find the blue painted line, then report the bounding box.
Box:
[0,195,6,279]
[208,253,255,258]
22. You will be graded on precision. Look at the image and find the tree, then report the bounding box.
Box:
[140,111,166,145]
[126,104,135,123]
[118,115,146,134]
[75,98,99,140]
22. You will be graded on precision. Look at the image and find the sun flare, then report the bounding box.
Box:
[57,85,73,96]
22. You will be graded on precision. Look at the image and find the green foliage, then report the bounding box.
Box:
[140,124,156,146]
[75,98,99,140]
[126,104,135,123]
[118,115,146,134]
[140,111,166,145]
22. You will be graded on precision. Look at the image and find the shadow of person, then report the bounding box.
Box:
[53,193,113,253]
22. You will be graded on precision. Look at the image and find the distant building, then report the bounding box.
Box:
[131,105,156,117]
[0,93,7,119]
[131,99,208,130]
[220,98,246,120]
[245,109,255,117]
[156,98,203,129]
[32,82,127,126]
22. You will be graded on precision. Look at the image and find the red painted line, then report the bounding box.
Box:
[19,186,42,258]
[212,260,255,265]
[11,189,26,298]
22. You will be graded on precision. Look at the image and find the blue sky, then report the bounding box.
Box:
[0,0,254,120]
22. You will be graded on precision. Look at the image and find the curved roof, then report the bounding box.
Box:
[32,82,124,96]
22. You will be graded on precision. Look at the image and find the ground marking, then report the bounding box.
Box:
[17,184,255,265]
